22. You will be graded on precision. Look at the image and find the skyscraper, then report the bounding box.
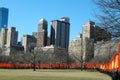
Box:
[82,20,111,42]
[0,7,9,31]
[7,27,18,47]
[82,20,111,62]
[37,18,48,47]
[22,35,37,52]
[50,17,70,51]
[0,27,18,48]
[0,27,18,56]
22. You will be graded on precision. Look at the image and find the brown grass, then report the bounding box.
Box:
[0,69,112,80]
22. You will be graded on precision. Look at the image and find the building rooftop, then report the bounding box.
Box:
[38,18,47,24]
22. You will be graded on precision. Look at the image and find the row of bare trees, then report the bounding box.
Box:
[93,0,120,39]
[0,47,71,65]
[90,0,120,63]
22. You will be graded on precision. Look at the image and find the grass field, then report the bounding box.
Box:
[0,69,112,80]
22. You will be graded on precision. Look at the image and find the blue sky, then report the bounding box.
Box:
[0,0,98,42]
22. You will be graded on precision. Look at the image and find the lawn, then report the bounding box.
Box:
[0,69,112,80]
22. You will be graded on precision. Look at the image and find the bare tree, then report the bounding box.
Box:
[93,0,120,39]
[91,40,119,63]
[22,47,43,71]
[0,55,11,63]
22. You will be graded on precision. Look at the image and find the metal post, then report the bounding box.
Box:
[33,49,36,71]
[33,55,36,71]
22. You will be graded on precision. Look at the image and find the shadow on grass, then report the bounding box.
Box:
[97,68,120,80]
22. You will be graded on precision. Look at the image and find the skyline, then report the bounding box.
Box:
[0,0,98,42]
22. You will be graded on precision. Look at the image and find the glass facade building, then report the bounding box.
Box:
[50,17,70,51]
[0,7,9,31]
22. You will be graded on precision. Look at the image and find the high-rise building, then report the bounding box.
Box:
[50,17,70,51]
[0,7,9,31]
[82,20,111,62]
[0,27,18,48]
[0,28,7,48]
[22,35,37,53]
[6,27,18,47]
[0,27,18,56]
[82,20,111,42]
[37,18,48,47]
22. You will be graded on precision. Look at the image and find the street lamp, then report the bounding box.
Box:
[33,49,36,71]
